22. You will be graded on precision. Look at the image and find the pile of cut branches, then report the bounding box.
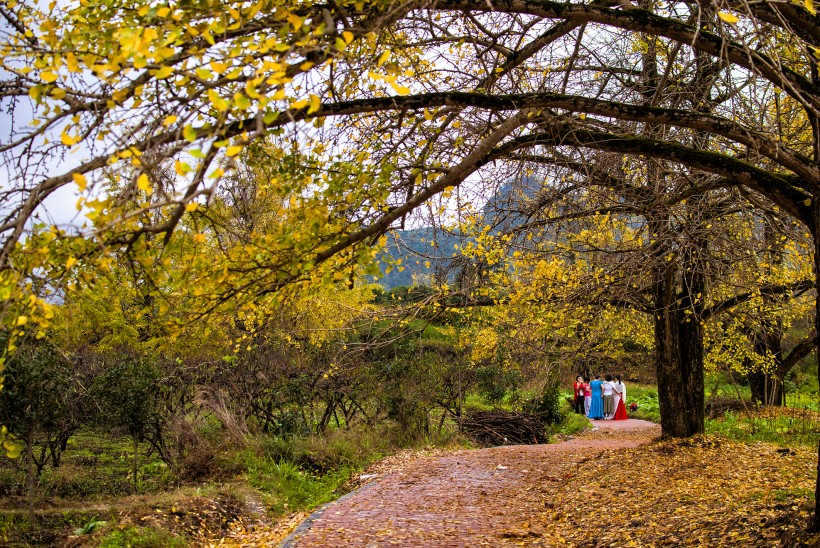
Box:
[461,411,548,447]
[705,396,751,419]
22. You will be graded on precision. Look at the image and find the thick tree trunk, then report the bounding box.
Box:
[653,251,688,437]
[650,210,706,438]
[677,308,705,435]
[653,262,706,436]
[642,5,706,439]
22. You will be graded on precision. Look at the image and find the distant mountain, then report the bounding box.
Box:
[370,178,542,289]
[371,226,462,288]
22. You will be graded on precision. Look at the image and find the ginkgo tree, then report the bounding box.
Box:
[451,162,812,410]
[6,0,820,529]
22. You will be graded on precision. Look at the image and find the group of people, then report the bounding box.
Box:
[573,374,629,420]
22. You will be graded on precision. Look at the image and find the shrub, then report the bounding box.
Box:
[0,334,82,474]
[475,365,520,405]
[523,382,565,426]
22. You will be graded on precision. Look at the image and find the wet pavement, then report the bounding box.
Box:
[284,419,660,546]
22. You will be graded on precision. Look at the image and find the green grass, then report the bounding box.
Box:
[245,427,400,517]
[701,372,820,445]
[623,385,660,423]
[706,409,820,447]
[783,391,820,411]
[98,525,188,548]
[463,392,504,412]
[0,509,114,546]
[556,412,592,436]
[464,387,535,414]
[244,455,356,517]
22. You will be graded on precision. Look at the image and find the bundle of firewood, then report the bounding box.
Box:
[704,396,751,419]
[461,410,549,447]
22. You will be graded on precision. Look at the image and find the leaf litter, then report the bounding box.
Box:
[207,423,819,546]
[533,435,818,546]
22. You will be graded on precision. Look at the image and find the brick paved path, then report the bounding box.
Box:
[283,419,660,546]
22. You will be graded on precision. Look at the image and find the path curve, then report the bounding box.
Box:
[283,419,660,546]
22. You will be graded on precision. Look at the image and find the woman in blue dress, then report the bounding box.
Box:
[587,374,604,420]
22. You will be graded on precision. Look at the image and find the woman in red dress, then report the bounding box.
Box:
[613,375,628,420]
[573,375,585,414]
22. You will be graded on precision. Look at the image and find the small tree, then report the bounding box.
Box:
[92,356,160,493]
[0,334,75,520]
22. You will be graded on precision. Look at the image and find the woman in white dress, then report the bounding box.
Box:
[612,376,624,410]
[613,375,628,420]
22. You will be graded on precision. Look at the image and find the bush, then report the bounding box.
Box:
[523,382,565,426]
[0,334,83,475]
[475,365,520,405]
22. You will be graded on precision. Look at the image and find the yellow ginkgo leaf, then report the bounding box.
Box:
[193,233,207,243]
[163,115,178,126]
[183,125,197,142]
[287,13,303,29]
[136,173,152,193]
[154,65,174,79]
[15,316,27,326]
[390,82,411,95]
[718,11,739,23]
[307,93,322,114]
[4,441,21,459]
[226,145,243,157]
[72,173,87,191]
[61,130,79,146]
[174,161,192,175]
[185,202,198,212]
[208,89,229,111]
[66,256,77,268]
